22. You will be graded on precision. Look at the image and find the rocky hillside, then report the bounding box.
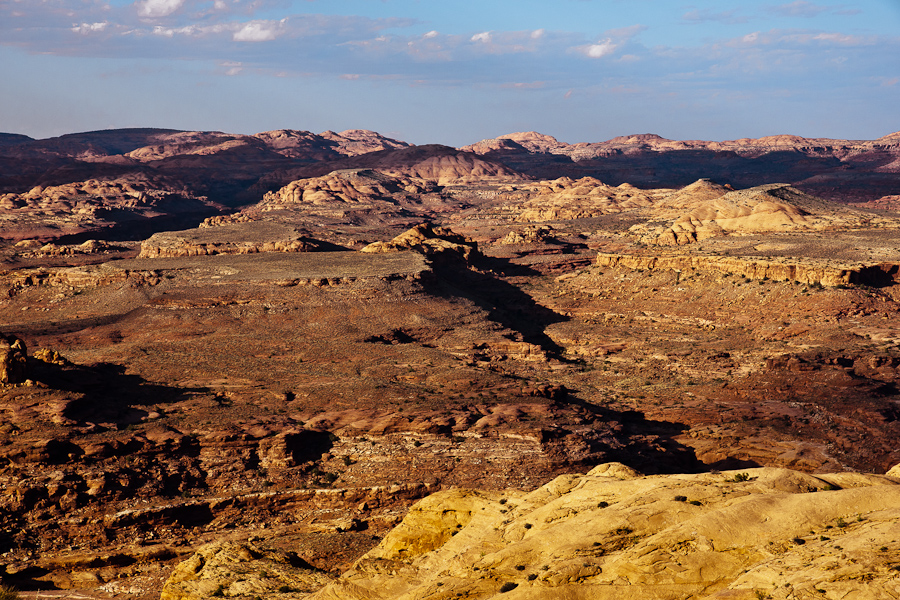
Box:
[462,130,900,202]
[162,462,900,600]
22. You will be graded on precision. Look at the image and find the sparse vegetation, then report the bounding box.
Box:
[0,586,19,600]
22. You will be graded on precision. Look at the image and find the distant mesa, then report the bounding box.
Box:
[139,221,332,258]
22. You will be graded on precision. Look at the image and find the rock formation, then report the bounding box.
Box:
[596,253,900,287]
[260,169,436,208]
[0,334,26,384]
[462,131,900,202]
[161,463,900,600]
[139,222,330,258]
[651,184,891,245]
[361,223,478,260]
[512,177,668,222]
[0,125,899,600]
[161,540,333,600]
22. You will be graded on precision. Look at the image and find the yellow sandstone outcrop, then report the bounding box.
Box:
[161,540,333,600]
[306,464,900,600]
[652,184,895,245]
[361,223,478,261]
[161,464,900,600]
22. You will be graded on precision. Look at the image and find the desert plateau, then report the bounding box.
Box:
[1,127,899,600]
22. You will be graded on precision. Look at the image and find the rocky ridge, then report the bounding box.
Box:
[596,252,900,287]
[462,130,900,202]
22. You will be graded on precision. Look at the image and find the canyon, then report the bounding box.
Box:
[0,127,899,599]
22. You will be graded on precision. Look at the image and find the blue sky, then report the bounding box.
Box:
[1,0,898,145]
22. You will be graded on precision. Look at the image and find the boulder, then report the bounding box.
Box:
[0,334,27,384]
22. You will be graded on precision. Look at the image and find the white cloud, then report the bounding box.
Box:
[424,30,438,38]
[233,20,280,42]
[581,38,616,58]
[531,28,544,39]
[742,31,760,43]
[812,32,858,45]
[471,31,491,43]
[136,0,185,19]
[221,61,242,75]
[71,21,108,34]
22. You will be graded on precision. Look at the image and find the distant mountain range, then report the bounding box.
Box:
[1,127,897,241]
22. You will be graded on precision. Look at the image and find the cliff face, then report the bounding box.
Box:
[596,253,900,287]
[163,463,900,600]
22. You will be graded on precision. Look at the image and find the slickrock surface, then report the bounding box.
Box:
[161,540,333,600]
[164,463,900,600]
[648,184,896,245]
[512,177,670,222]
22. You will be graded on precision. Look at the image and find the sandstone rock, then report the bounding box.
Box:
[310,465,900,600]
[499,225,555,245]
[652,184,894,245]
[513,177,668,222]
[161,540,333,600]
[361,223,478,261]
[0,334,27,384]
[139,222,326,258]
[887,464,900,477]
[261,169,437,208]
[595,252,897,287]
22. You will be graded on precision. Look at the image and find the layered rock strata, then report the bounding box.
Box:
[596,253,900,287]
[138,222,329,258]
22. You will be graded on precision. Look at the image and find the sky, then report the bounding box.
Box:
[1,0,899,146]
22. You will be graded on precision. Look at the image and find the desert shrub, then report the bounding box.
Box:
[0,586,19,600]
[499,582,518,593]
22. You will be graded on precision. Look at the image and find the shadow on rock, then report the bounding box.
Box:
[27,358,206,426]
[423,255,569,357]
[550,394,707,475]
